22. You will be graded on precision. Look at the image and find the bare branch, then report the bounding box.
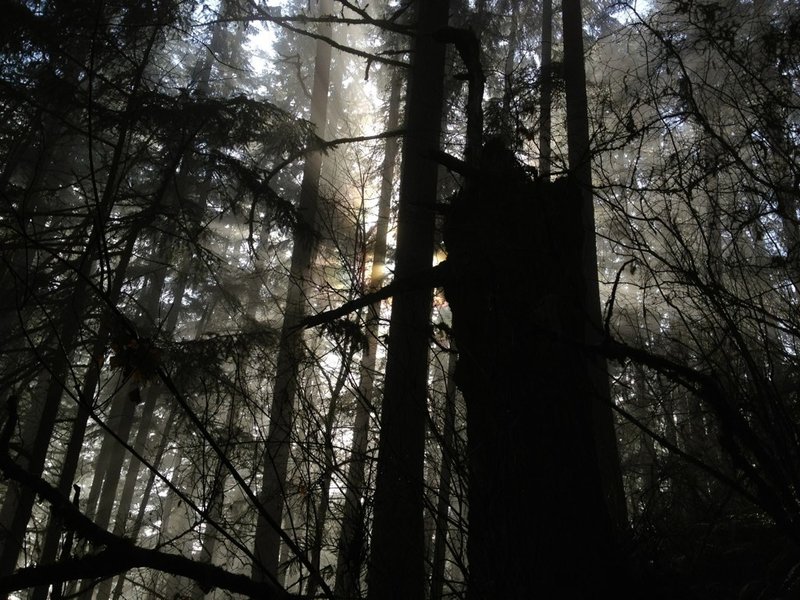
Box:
[0,406,292,599]
[300,261,451,329]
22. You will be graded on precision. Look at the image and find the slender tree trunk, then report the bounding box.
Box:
[110,404,179,600]
[304,353,351,600]
[0,252,94,576]
[253,0,334,583]
[500,2,520,145]
[366,1,450,597]
[562,0,628,530]
[334,69,402,600]
[30,231,138,600]
[429,347,458,600]
[93,386,158,600]
[539,0,553,178]
[0,15,162,576]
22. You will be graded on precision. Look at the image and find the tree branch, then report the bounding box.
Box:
[300,261,451,329]
[0,406,292,600]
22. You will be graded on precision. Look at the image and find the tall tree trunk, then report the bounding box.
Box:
[110,404,180,600]
[0,247,96,576]
[253,0,334,583]
[29,230,139,600]
[539,0,553,178]
[334,69,402,600]
[93,386,159,600]
[438,2,627,595]
[0,14,163,576]
[500,1,520,146]
[562,0,628,531]
[429,347,458,600]
[366,1,450,598]
[445,164,620,599]
[304,351,352,600]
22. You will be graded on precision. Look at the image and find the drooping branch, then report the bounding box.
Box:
[246,5,410,68]
[0,403,293,600]
[599,337,800,540]
[0,549,289,599]
[430,150,478,178]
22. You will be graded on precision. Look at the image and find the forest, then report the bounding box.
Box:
[0,0,798,598]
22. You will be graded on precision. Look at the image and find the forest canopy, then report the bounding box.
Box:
[0,0,798,598]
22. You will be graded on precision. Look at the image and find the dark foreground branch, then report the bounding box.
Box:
[0,548,287,599]
[0,408,292,600]
[599,337,800,540]
[299,261,450,329]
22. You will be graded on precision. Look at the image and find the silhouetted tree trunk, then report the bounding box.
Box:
[562,0,627,530]
[366,1,450,598]
[445,157,620,599]
[334,68,402,600]
[539,0,553,178]
[440,2,627,596]
[93,387,159,600]
[253,0,334,583]
[429,346,458,600]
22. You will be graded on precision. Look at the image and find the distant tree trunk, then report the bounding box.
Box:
[80,382,138,523]
[0,13,163,577]
[188,394,241,600]
[253,0,334,583]
[28,228,138,600]
[334,68,402,600]
[93,386,159,600]
[304,351,352,599]
[0,247,96,576]
[110,404,179,600]
[562,0,627,531]
[366,0,450,597]
[429,346,458,600]
[539,0,553,178]
[500,2,519,145]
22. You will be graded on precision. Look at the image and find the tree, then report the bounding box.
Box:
[2,0,800,598]
[252,0,335,585]
[366,1,450,598]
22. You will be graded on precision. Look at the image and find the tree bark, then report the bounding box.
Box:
[445,162,620,598]
[366,1,450,598]
[429,346,458,600]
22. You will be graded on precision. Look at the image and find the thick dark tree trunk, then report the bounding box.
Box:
[366,1,450,598]
[441,2,627,596]
[444,154,619,598]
